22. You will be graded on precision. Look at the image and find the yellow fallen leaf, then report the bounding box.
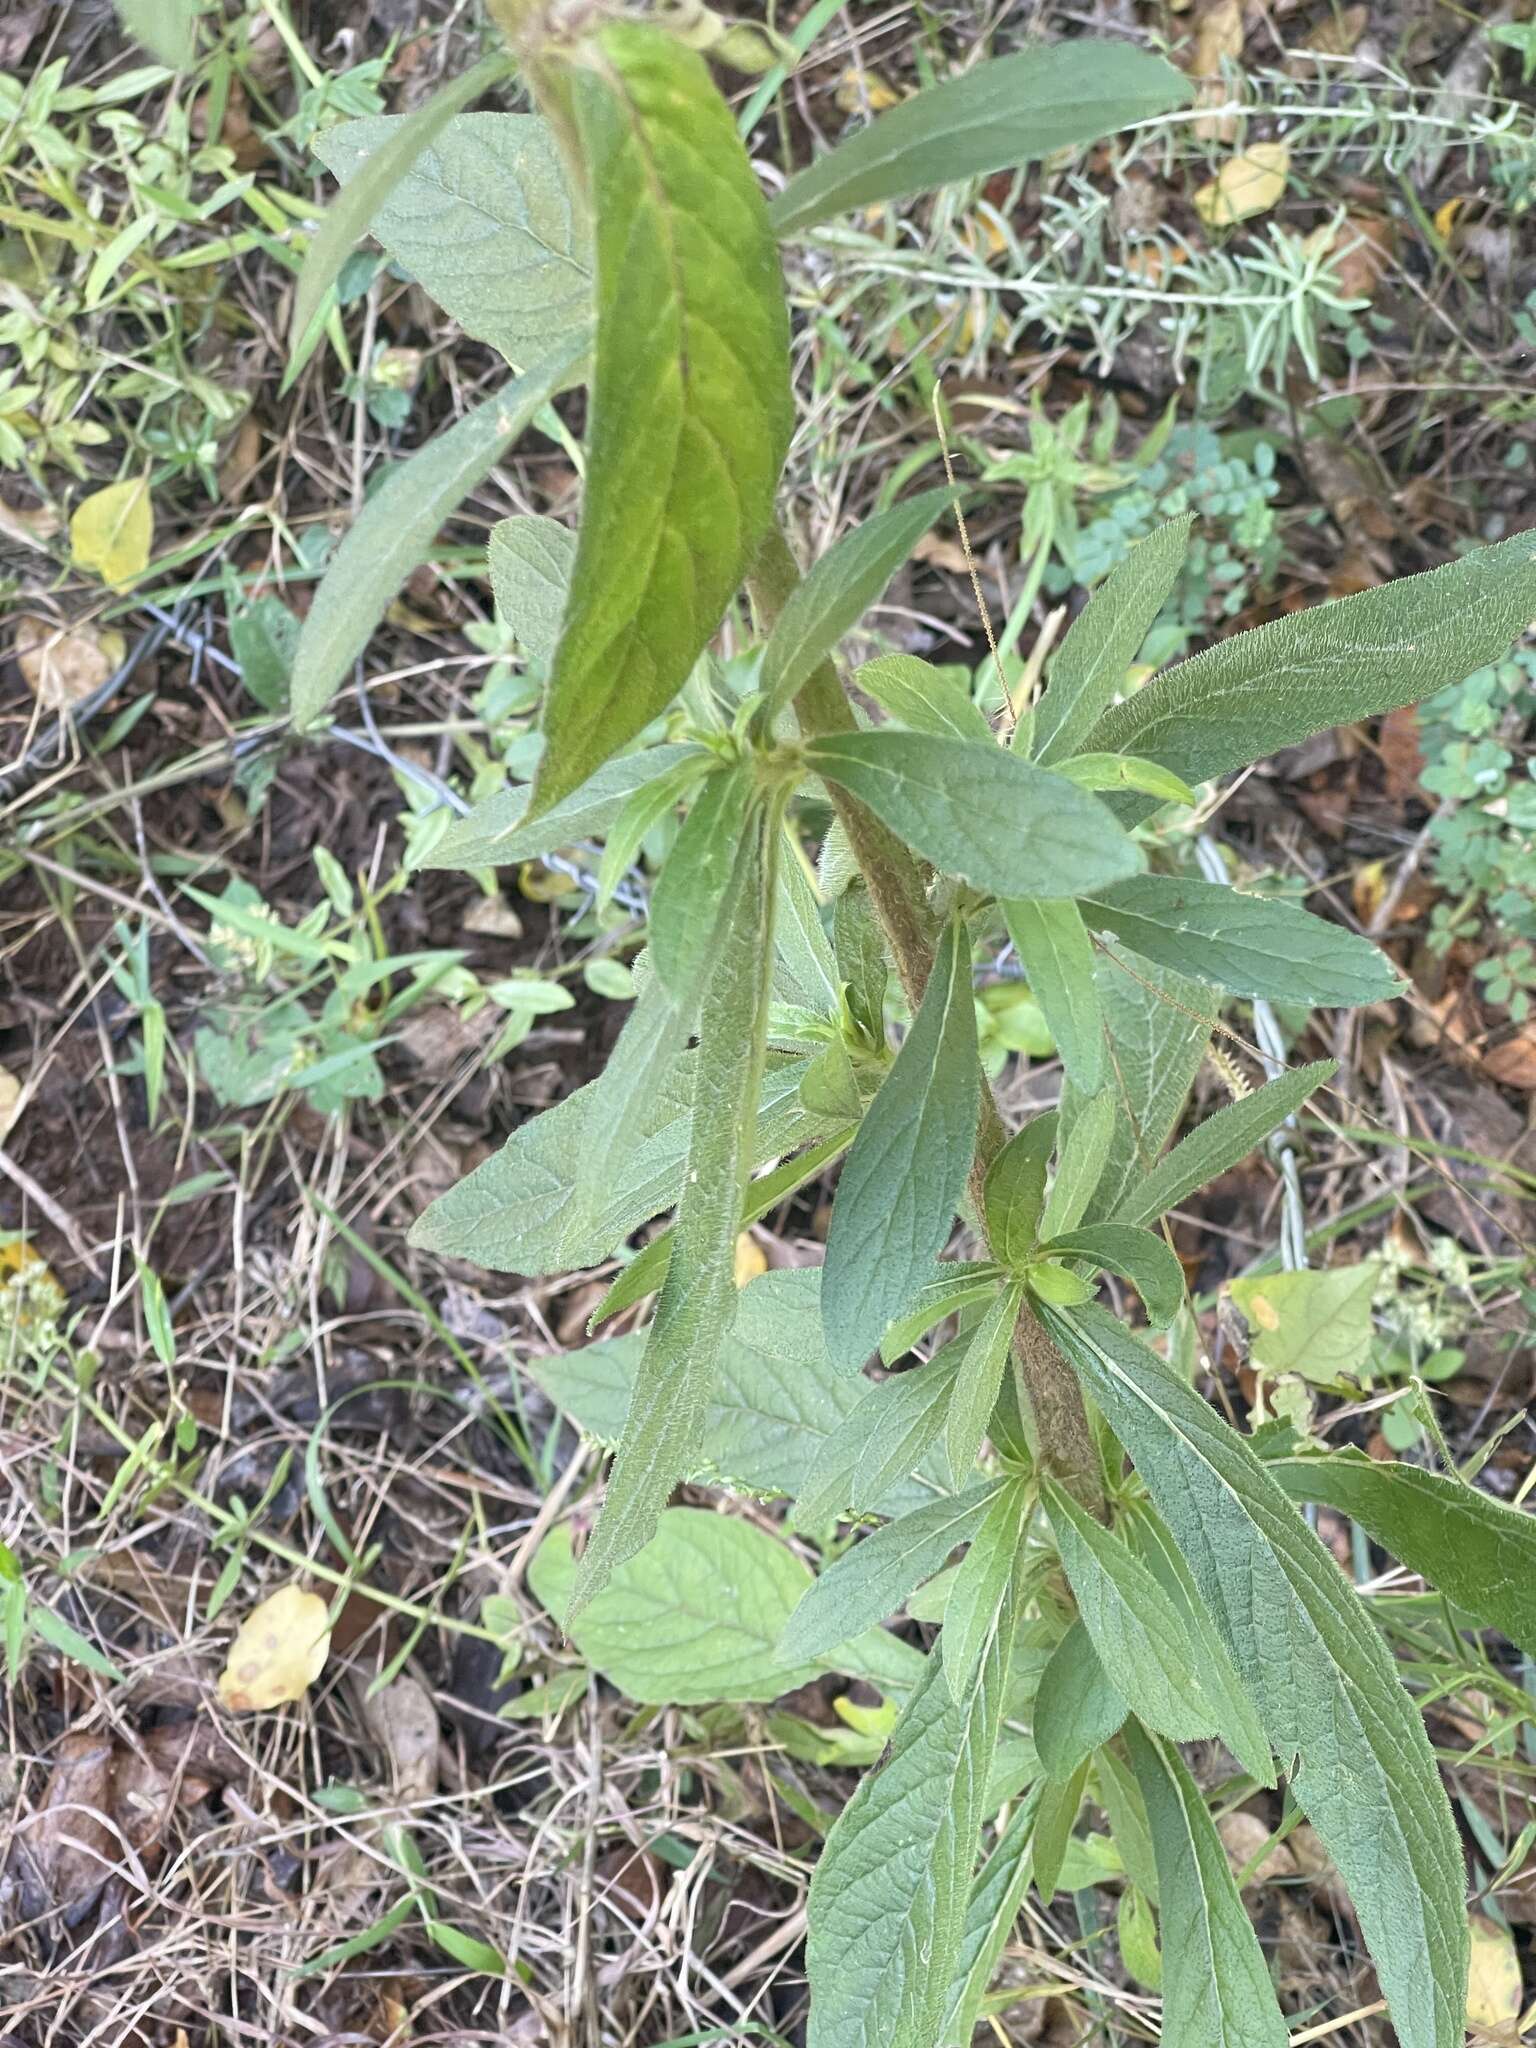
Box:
[1466,1914,1522,2029]
[1193,143,1291,227]
[1433,194,1465,244]
[217,1584,331,1712]
[835,67,900,114]
[1191,0,1244,75]
[733,1232,768,1287]
[14,615,126,709]
[70,474,153,586]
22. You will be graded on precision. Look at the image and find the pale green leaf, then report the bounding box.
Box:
[1041,1091,1115,1240]
[941,1477,1028,1698]
[1002,897,1104,1093]
[823,915,979,1370]
[1085,875,1401,1007]
[770,43,1192,235]
[32,1604,123,1681]
[1126,1721,1289,2048]
[291,345,585,730]
[418,743,704,872]
[1031,1757,1089,1901]
[779,1482,1003,1666]
[855,655,995,745]
[113,0,197,64]
[945,1280,1024,1483]
[488,515,577,663]
[530,1509,820,1703]
[1052,753,1197,806]
[1038,1223,1185,1328]
[312,112,590,365]
[938,1787,1043,2047]
[878,1261,1009,1365]
[1264,1451,1536,1658]
[1227,1262,1378,1381]
[792,1336,960,1530]
[1033,516,1193,764]
[531,25,791,814]
[806,731,1142,901]
[833,882,890,1046]
[1085,527,1536,803]
[1112,1060,1336,1228]
[649,767,755,994]
[1034,1620,1128,1780]
[757,490,954,723]
[776,832,842,1016]
[982,1111,1058,1269]
[1045,1303,1468,2048]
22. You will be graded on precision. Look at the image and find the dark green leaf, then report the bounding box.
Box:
[941,1477,1028,1698]
[531,25,791,814]
[418,743,705,872]
[1126,1721,1289,2048]
[1034,1620,1128,1780]
[1085,527,1536,802]
[792,1338,960,1530]
[291,345,585,730]
[878,1261,1009,1365]
[1264,1451,1536,1659]
[1002,897,1104,1093]
[1041,1091,1115,1240]
[806,731,1142,900]
[1113,1060,1336,1228]
[757,490,954,723]
[1085,875,1401,1007]
[1031,1758,1089,1902]
[770,42,1192,235]
[1034,516,1192,764]
[649,767,755,994]
[823,915,980,1371]
[983,1111,1058,1268]
[1038,1223,1185,1328]
[938,1788,1043,2047]
[312,113,590,366]
[855,655,996,745]
[944,1279,1024,1485]
[833,882,890,1045]
[1045,1303,1468,2048]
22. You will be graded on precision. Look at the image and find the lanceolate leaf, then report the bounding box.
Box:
[938,1787,1043,2047]
[779,1482,1003,1666]
[1038,1223,1185,1328]
[648,766,754,994]
[1084,875,1401,1007]
[805,1548,1021,2048]
[807,732,1143,901]
[879,1262,1009,1365]
[312,113,591,366]
[291,344,585,729]
[1033,516,1192,765]
[1125,1722,1290,2048]
[418,743,705,872]
[1265,1451,1536,1658]
[531,25,791,814]
[1041,1091,1115,1240]
[856,655,996,745]
[944,1280,1025,1483]
[572,815,777,1609]
[1084,526,1536,802]
[941,1476,1028,1698]
[822,916,980,1372]
[770,42,1192,236]
[776,832,842,1016]
[114,0,197,65]
[1113,1060,1336,1228]
[982,1112,1058,1270]
[1045,1304,1468,2048]
[488,514,578,663]
[1002,897,1104,1093]
[1034,1619,1129,1781]
[792,1339,960,1530]
[756,490,954,723]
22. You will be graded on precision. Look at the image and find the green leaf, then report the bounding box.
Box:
[1095,1742,1160,1903]
[294,55,514,355]
[1052,753,1197,806]
[1038,1223,1185,1328]
[938,1787,1043,2047]
[982,1111,1058,1269]
[942,1478,1029,1698]
[113,0,197,65]
[944,1280,1024,1485]
[1117,1882,1162,1992]
[769,41,1192,235]
[596,752,712,914]
[1227,1262,1378,1382]
[530,24,791,814]
[419,743,704,873]
[291,345,585,730]
[776,831,842,1016]
[1085,527,1536,802]
[1044,1303,1468,2048]
[1031,1757,1089,1902]
[649,766,755,994]
[32,1604,122,1680]
[571,815,776,1609]
[792,1337,960,1530]
[311,113,591,367]
[530,1509,821,1703]
[806,732,1142,901]
[805,1550,1021,2048]
[855,655,996,745]
[1001,897,1104,1093]
[1084,875,1402,1007]
[878,1261,1008,1365]
[1034,1620,1128,1780]
[1034,517,1192,763]
[1041,1091,1115,1240]
[1125,1721,1289,2048]
[823,915,980,1370]
[1043,1479,1232,1749]
[1112,1060,1336,1228]
[538,1268,941,1516]
[779,1481,1003,1666]
[488,514,577,664]
[1264,1451,1536,1659]
[833,882,890,1046]
[1058,945,1211,1224]
[756,490,954,724]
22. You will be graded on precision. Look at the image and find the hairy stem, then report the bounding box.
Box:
[751,522,1105,1515]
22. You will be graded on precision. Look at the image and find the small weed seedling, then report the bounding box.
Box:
[111,1,1536,2040]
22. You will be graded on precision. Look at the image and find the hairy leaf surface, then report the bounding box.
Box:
[419,743,704,872]
[488,514,578,663]
[856,655,996,745]
[1113,1060,1335,1227]
[1034,1620,1128,1780]
[1002,897,1104,1093]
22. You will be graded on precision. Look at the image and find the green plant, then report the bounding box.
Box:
[112,0,1536,2036]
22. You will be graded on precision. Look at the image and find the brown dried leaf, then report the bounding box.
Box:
[362,1674,439,1804]
[14,615,126,709]
[1378,705,1425,802]
[35,1735,114,1916]
[1484,1029,1536,1091]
